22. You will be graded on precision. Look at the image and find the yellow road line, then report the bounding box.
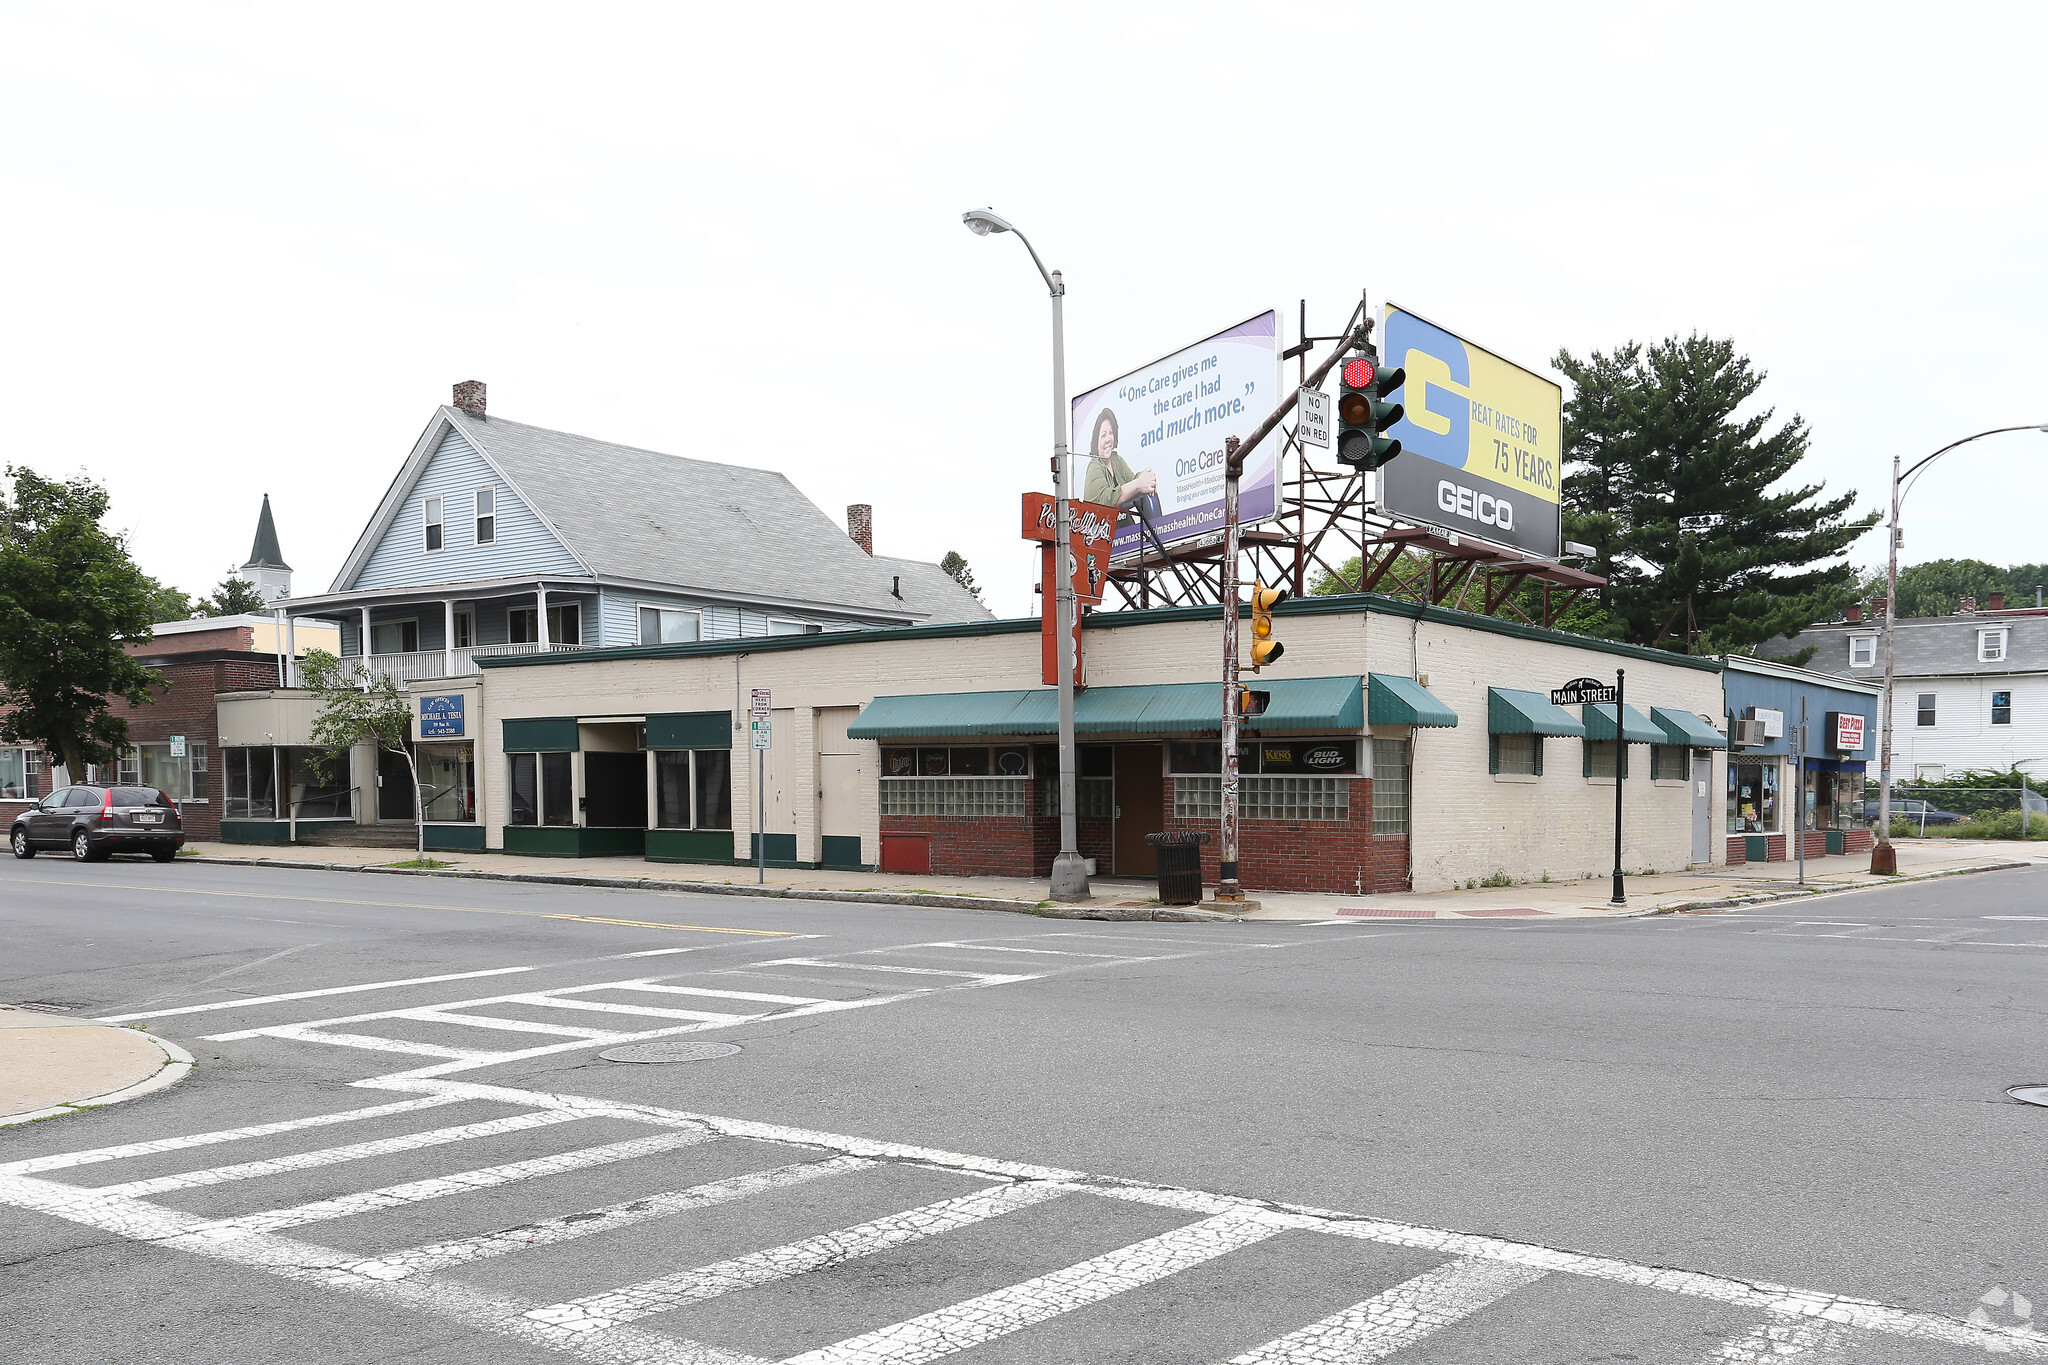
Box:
[10,879,793,936]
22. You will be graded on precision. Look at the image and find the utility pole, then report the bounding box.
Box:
[1795,695,1808,886]
[1872,454,1902,876]
[1214,304,1371,902]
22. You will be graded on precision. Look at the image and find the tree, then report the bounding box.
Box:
[0,467,164,776]
[1553,334,1878,653]
[300,648,424,859]
[142,577,195,623]
[1855,558,2048,618]
[938,551,982,600]
[198,572,268,617]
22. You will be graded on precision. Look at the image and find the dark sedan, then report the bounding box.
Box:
[10,784,185,862]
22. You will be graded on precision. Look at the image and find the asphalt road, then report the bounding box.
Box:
[2,856,2045,1363]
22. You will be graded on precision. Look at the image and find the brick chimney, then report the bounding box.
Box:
[1959,595,1977,616]
[1845,604,1861,622]
[1987,591,2006,612]
[453,380,486,419]
[847,504,873,555]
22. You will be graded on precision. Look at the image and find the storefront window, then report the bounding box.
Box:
[418,744,475,822]
[0,748,29,800]
[224,748,278,818]
[1650,745,1687,781]
[655,750,731,830]
[1728,759,1778,833]
[540,752,573,826]
[508,753,537,825]
[286,747,352,819]
[1168,740,1355,775]
[130,741,208,801]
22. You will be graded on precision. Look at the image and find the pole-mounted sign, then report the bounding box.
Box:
[1297,388,1331,449]
[1550,677,1617,706]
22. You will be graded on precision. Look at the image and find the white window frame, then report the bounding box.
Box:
[452,609,474,650]
[1848,635,1876,668]
[1979,629,2008,663]
[546,602,581,646]
[423,495,444,553]
[370,617,420,656]
[475,487,497,545]
[637,603,704,646]
[507,606,537,644]
[766,617,808,637]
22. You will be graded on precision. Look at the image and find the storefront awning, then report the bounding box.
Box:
[1582,702,1663,744]
[847,675,1365,741]
[1650,706,1727,749]
[1367,674,1458,728]
[1487,688,1586,738]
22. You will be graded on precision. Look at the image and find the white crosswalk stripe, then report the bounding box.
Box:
[1222,1258,1547,1364]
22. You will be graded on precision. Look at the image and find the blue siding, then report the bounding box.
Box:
[597,588,857,646]
[351,429,583,590]
[1722,671,1878,759]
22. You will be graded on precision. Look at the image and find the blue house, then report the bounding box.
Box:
[216,381,988,843]
[1720,655,1881,864]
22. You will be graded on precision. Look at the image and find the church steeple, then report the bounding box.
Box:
[241,495,292,604]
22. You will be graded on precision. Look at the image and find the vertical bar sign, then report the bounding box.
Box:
[751,689,771,882]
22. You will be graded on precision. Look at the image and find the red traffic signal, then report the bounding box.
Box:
[1341,356,1377,390]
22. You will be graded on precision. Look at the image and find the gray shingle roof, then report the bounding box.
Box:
[446,409,918,618]
[1759,612,2048,678]
[870,555,996,625]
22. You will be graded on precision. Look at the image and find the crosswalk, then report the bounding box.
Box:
[3,1071,2041,1363]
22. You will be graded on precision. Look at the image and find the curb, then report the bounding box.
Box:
[1635,858,2035,916]
[0,1032,195,1129]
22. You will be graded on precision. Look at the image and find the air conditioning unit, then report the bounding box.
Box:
[1730,718,1766,748]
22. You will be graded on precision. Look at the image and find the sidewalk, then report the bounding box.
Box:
[172,837,2047,923]
[0,1006,194,1127]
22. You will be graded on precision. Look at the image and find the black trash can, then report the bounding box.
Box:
[1145,831,1212,905]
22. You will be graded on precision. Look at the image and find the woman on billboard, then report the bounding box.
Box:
[1081,408,1159,528]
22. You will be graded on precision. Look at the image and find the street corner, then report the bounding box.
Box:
[0,1005,194,1127]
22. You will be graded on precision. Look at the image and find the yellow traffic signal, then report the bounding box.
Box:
[1237,686,1271,717]
[1248,580,1290,671]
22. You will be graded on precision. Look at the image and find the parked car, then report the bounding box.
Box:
[1860,798,1965,827]
[10,784,185,862]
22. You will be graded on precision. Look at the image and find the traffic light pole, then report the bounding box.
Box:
[1047,267,1089,902]
[1215,305,1371,903]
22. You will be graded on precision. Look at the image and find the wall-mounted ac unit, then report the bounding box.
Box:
[1730,718,1767,748]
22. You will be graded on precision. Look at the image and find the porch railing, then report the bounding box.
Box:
[355,642,588,684]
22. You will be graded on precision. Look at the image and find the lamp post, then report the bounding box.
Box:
[1871,423,2048,875]
[963,208,1089,901]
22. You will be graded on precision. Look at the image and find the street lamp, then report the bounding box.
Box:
[962,207,1090,901]
[1870,422,2048,874]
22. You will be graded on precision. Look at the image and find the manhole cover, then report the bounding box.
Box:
[2007,1085,2048,1108]
[599,1041,742,1065]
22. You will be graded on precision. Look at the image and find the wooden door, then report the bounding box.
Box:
[1113,745,1164,876]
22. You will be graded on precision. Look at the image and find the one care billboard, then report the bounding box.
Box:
[1070,311,1281,561]
[1377,304,1563,559]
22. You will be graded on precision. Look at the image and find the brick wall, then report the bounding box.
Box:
[1158,773,1406,895]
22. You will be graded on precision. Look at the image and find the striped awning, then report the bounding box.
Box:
[846,675,1365,740]
[1582,702,1663,745]
[1367,674,1458,728]
[1650,706,1728,749]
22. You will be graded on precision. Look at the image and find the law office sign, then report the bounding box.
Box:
[1377,303,1563,559]
[1550,677,1616,706]
[419,694,465,738]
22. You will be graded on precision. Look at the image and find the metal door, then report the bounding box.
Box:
[1691,750,1713,864]
[1112,745,1164,877]
[815,707,863,868]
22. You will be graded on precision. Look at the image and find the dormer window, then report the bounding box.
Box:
[475,488,497,545]
[1848,635,1876,668]
[1979,629,2008,663]
[423,496,444,552]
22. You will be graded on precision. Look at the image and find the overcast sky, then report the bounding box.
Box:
[3,3,2043,620]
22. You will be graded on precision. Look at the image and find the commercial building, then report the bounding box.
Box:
[463,594,1728,894]
[1717,655,1880,864]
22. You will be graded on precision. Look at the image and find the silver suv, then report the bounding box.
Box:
[10,785,186,862]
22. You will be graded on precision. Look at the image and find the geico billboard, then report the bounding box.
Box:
[1376,304,1563,559]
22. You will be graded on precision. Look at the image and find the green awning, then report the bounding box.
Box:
[847,675,1364,741]
[1487,688,1586,738]
[1367,673,1458,728]
[1650,706,1728,748]
[1582,702,1663,744]
[503,717,579,752]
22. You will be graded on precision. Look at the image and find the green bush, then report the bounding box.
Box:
[1480,870,1513,888]
[1894,810,2048,841]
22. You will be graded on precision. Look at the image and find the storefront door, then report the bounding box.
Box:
[1692,750,1713,864]
[377,744,415,822]
[583,751,647,827]
[1112,745,1163,877]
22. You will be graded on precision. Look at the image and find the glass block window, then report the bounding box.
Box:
[1173,776,1350,822]
[880,777,1028,818]
[1371,739,1410,834]
[1040,776,1113,818]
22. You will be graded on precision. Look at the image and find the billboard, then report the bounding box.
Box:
[1377,304,1563,559]
[1070,311,1281,561]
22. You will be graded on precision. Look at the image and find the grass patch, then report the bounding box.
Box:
[382,856,456,870]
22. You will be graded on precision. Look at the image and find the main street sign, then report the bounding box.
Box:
[1550,677,1617,706]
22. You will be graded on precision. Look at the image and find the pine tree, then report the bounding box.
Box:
[200,572,268,616]
[938,551,982,600]
[1552,335,1877,652]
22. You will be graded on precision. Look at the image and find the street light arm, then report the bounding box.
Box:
[1899,424,2046,501]
[1005,227,1060,297]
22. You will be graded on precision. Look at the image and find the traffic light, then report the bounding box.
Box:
[1248,580,1289,671]
[1237,686,1271,717]
[1336,349,1404,469]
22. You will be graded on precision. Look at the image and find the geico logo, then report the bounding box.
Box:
[1436,480,1514,529]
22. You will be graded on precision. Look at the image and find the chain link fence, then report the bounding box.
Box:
[1867,783,2048,839]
